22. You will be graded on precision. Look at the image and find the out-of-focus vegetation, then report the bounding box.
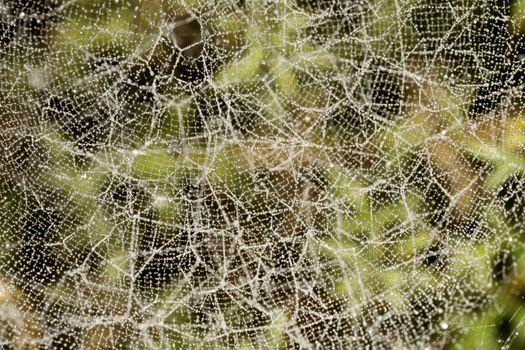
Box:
[1,0,525,349]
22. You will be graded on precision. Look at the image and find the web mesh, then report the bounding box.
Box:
[1,0,525,348]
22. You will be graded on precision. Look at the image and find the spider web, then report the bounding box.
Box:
[1,0,525,348]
